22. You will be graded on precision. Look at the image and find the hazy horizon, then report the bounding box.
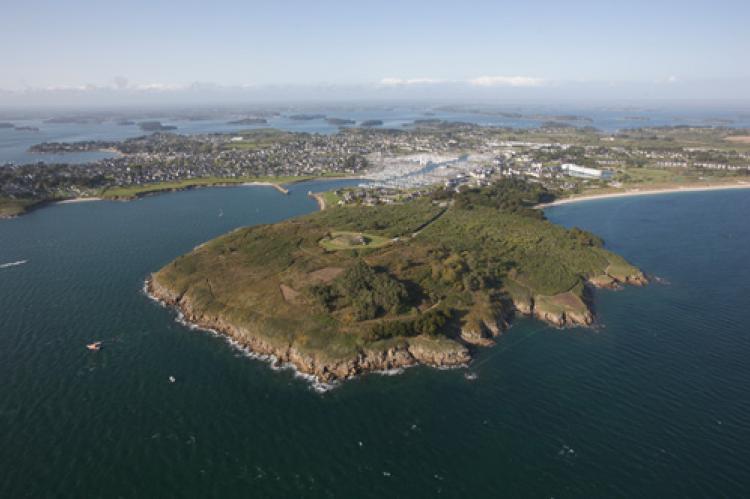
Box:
[2,0,748,106]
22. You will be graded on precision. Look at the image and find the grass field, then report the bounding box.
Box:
[319,191,343,208]
[100,174,349,199]
[0,198,35,218]
[221,129,297,151]
[318,231,392,250]
[500,126,750,153]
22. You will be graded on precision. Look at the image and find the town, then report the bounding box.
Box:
[3,121,750,209]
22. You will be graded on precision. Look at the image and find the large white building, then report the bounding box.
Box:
[561,163,614,180]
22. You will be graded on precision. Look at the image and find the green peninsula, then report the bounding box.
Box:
[148,180,646,382]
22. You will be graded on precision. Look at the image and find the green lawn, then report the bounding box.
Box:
[318,231,392,251]
[100,174,350,199]
[319,191,342,208]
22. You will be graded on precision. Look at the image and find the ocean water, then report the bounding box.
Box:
[1,185,749,497]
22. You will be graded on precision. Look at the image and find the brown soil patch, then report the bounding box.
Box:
[725,136,750,144]
[279,284,300,303]
[308,267,344,284]
[549,292,583,309]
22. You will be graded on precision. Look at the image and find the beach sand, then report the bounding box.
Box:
[56,197,103,204]
[538,182,750,208]
[309,193,326,210]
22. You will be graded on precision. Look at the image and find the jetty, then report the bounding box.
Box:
[243,181,289,195]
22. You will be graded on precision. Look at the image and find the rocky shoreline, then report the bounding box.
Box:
[146,267,648,384]
[146,277,472,383]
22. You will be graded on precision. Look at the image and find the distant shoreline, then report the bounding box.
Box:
[1,175,362,218]
[538,182,750,208]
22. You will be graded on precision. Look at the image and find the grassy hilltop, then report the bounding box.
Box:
[150,180,646,381]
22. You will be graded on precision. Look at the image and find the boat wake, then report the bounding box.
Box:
[0,260,27,269]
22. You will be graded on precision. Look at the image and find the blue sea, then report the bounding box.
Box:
[1,183,749,497]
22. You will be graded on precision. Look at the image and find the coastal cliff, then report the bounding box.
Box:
[147,277,470,381]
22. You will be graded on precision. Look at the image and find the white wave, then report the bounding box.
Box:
[143,278,339,392]
[375,367,407,376]
[435,363,469,371]
[0,259,27,269]
[142,279,166,307]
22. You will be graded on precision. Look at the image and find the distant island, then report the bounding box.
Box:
[288,114,326,121]
[326,118,356,126]
[148,180,647,383]
[138,121,177,132]
[44,116,98,124]
[359,119,383,127]
[227,117,268,125]
[0,122,14,129]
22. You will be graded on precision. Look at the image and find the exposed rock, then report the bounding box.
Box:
[483,316,504,337]
[511,296,533,316]
[588,274,618,289]
[534,308,566,327]
[148,277,470,383]
[532,292,594,327]
[408,336,470,366]
[460,321,495,347]
[625,273,649,286]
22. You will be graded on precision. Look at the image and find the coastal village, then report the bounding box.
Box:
[2,122,750,208]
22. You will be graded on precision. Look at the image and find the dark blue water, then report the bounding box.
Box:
[1,185,749,497]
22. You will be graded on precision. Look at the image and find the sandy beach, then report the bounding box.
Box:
[309,193,326,210]
[538,182,750,208]
[56,197,103,204]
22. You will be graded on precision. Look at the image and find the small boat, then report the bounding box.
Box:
[86,341,102,351]
[464,372,478,381]
[168,376,176,383]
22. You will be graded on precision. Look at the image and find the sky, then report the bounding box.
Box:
[1,0,748,104]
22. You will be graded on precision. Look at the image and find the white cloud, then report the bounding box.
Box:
[468,76,544,87]
[34,81,189,93]
[133,82,187,91]
[42,84,89,91]
[378,77,442,86]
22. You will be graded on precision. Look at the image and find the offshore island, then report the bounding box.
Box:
[147,179,646,382]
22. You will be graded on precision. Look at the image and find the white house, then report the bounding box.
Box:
[561,163,614,180]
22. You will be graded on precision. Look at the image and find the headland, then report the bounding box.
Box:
[148,180,647,383]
